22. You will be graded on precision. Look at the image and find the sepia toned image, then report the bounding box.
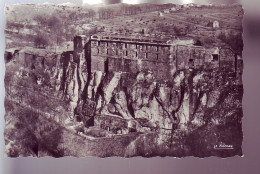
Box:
[4,0,244,158]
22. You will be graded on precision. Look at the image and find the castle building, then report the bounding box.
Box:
[72,34,240,134]
[10,34,239,83]
[73,34,238,81]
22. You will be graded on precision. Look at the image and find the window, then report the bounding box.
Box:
[125,43,127,48]
[212,54,219,61]
[126,51,128,56]
[189,59,194,67]
[98,41,100,46]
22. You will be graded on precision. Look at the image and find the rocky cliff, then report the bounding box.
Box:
[51,48,243,156]
[4,45,243,157]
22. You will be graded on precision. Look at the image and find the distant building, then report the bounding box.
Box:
[163,9,170,13]
[213,20,220,28]
[183,3,195,8]
[207,20,220,28]
[94,115,129,134]
[158,12,164,16]
[170,7,176,11]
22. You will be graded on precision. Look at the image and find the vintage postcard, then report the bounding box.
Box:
[4,1,243,157]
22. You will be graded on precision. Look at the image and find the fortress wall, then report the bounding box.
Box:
[74,36,84,55]
[204,48,220,69]
[108,58,122,72]
[74,35,90,63]
[34,56,45,69]
[107,57,138,73]
[23,53,45,69]
[24,53,33,68]
[94,115,129,134]
[176,45,192,70]
[157,62,170,80]
[129,59,138,73]
[91,55,106,72]
[176,45,222,70]
[18,52,26,67]
[219,48,236,71]
[75,35,238,81]
[89,38,173,80]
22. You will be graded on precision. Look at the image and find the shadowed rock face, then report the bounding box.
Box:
[65,53,242,130]
[59,47,243,156]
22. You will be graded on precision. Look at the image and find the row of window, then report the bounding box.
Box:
[188,54,219,63]
[93,41,170,52]
[107,58,169,79]
[96,48,163,60]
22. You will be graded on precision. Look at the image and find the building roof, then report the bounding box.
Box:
[90,32,195,46]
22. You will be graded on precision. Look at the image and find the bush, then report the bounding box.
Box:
[34,35,48,48]
[6,105,65,157]
[201,37,215,46]
[218,32,243,55]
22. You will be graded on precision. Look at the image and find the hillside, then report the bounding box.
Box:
[5,3,243,54]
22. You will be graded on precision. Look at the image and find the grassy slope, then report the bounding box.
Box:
[5,4,243,51]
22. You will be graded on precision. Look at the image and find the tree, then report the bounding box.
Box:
[218,32,243,55]
[68,11,77,21]
[88,10,96,22]
[47,16,61,28]
[34,35,48,48]
[173,26,182,36]
[34,14,64,47]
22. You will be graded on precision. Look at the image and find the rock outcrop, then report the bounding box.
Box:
[60,48,242,134]
[5,45,243,157]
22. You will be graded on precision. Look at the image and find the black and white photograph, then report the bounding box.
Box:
[4,0,244,158]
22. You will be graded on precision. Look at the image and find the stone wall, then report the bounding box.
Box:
[219,48,236,71]
[89,37,173,80]
[74,35,238,82]
[94,115,129,134]
[175,45,221,70]
[23,53,45,69]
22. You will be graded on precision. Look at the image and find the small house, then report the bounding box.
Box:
[207,20,220,28]
[213,20,220,28]
[164,9,170,13]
